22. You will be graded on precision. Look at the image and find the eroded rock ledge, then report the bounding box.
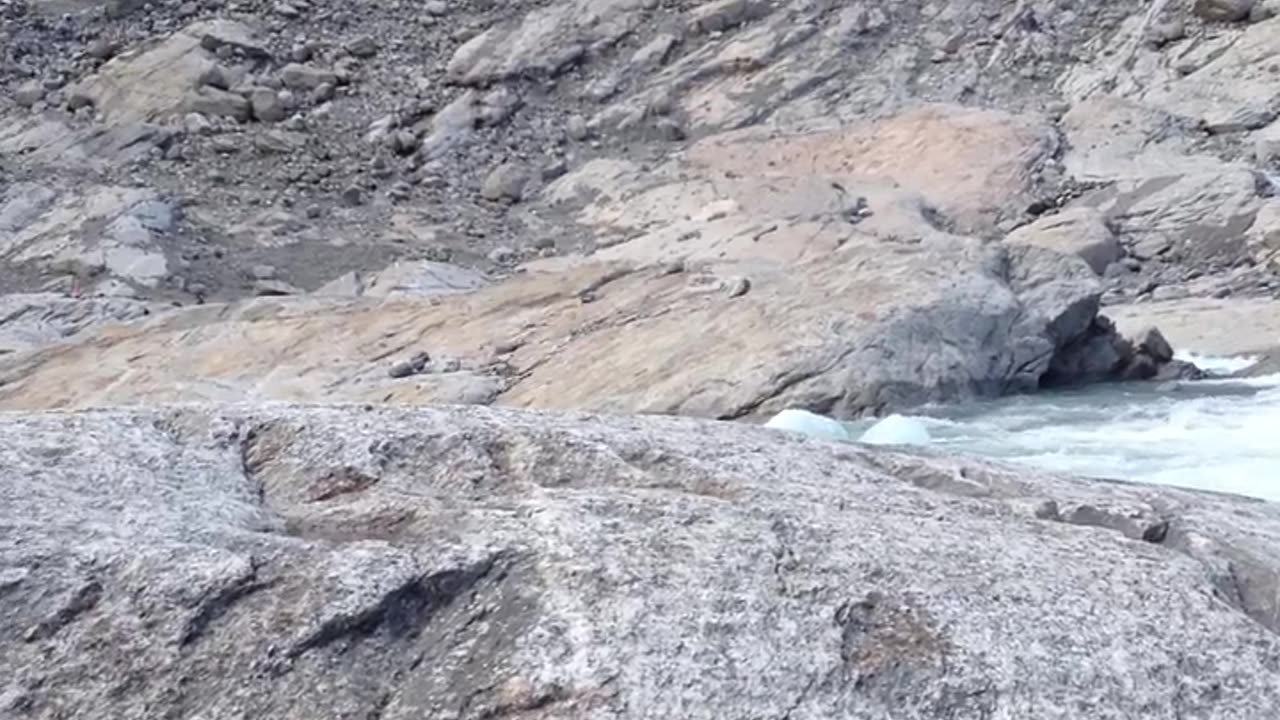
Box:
[2,403,1279,719]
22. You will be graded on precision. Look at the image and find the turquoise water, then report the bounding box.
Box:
[842,356,1280,501]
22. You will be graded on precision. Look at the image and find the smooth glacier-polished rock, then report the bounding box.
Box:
[3,403,1280,719]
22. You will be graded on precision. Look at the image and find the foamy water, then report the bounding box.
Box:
[842,357,1280,501]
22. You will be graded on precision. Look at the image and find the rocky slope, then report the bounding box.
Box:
[4,0,1280,305]
[3,403,1280,719]
[11,0,1264,414]
[6,1,1280,716]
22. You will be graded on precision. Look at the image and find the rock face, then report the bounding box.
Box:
[0,238,1141,417]
[0,294,163,356]
[3,404,1280,719]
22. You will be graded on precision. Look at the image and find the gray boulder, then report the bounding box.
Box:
[2,403,1280,719]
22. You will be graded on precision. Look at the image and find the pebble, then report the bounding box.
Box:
[65,90,94,111]
[87,37,119,60]
[653,118,686,141]
[566,114,592,141]
[309,82,336,104]
[346,36,379,58]
[388,351,431,379]
[727,276,752,298]
[250,264,278,280]
[488,246,518,265]
[480,163,533,203]
[340,186,365,206]
[280,63,337,91]
[541,159,569,181]
[250,88,287,122]
[14,81,44,107]
[388,182,412,201]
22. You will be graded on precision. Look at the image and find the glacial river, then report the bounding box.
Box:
[840,354,1280,501]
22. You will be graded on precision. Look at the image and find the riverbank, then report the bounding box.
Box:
[844,365,1280,501]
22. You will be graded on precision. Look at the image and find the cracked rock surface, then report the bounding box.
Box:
[2,403,1280,719]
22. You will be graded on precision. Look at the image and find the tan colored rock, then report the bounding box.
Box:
[1058,96,1263,266]
[1140,17,1280,132]
[1109,297,1280,357]
[65,20,260,124]
[0,233,1103,418]
[680,104,1056,235]
[445,0,649,85]
[1006,207,1122,275]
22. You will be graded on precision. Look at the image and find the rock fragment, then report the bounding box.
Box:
[388,351,431,378]
[1194,0,1256,21]
[480,163,532,203]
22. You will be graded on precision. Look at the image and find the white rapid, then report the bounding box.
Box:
[768,355,1280,501]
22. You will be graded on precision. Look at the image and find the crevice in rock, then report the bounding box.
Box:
[287,553,505,660]
[1158,523,1280,637]
[25,578,103,642]
[180,560,274,647]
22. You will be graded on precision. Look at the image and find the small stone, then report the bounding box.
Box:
[662,259,686,275]
[477,87,522,127]
[87,37,119,60]
[533,236,556,250]
[209,136,239,154]
[542,159,569,181]
[305,204,323,219]
[488,246,518,265]
[480,163,533,203]
[566,114,591,141]
[309,82,336,104]
[1134,326,1174,364]
[249,87,287,122]
[246,264,276,281]
[653,118,686,141]
[280,63,337,91]
[334,57,361,84]
[346,36,379,58]
[1193,0,1256,22]
[188,88,250,122]
[388,351,430,378]
[340,186,364,206]
[14,81,44,107]
[198,64,231,90]
[66,90,94,111]
[424,0,448,14]
[392,130,419,155]
[1146,19,1186,47]
[727,276,751,298]
[253,279,302,296]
